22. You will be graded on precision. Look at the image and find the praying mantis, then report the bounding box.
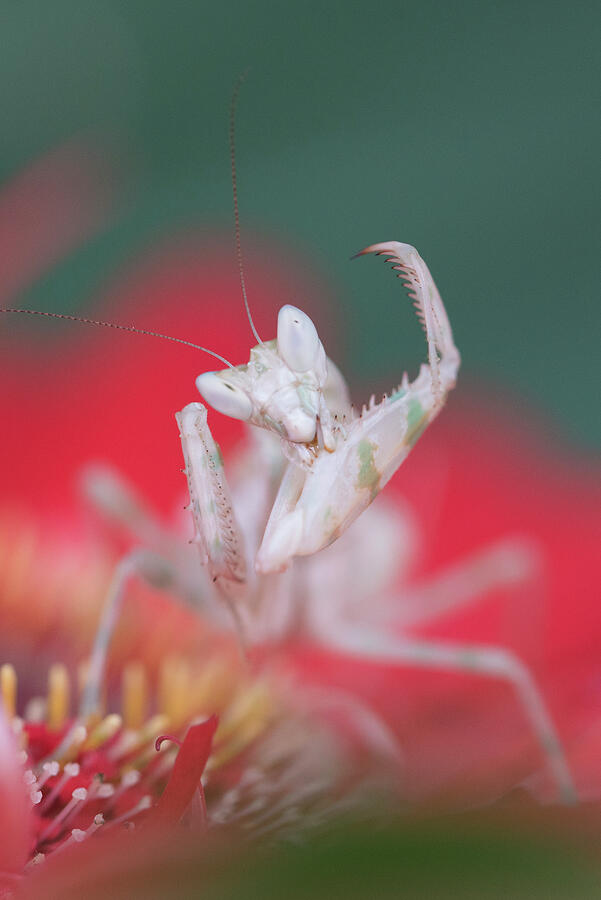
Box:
[170,241,576,807]
[0,84,577,810]
[181,240,459,586]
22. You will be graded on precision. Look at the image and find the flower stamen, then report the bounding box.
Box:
[106,795,152,830]
[121,661,148,729]
[83,714,122,750]
[38,786,88,843]
[0,662,17,717]
[37,761,60,789]
[39,762,80,812]
[47,663,70,730]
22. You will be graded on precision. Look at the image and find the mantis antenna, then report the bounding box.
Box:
[230,70,263,346]
[0,308,236,369]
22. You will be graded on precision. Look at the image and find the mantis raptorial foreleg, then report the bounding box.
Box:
[354,241,460,405]
[256,241,460,572]
[176,402,247,600]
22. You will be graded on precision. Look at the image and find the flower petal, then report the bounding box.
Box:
[150,716,218,828]
[0,709,33,878]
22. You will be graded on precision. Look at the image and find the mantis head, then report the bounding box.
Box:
[195,305,328,444]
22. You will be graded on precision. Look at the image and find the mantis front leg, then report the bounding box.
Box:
[257,241,461,572]
[176,402,247,602]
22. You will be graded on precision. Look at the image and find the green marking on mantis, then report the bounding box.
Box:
[406,397,428,447]
[357,439,380,499]
[263,415,285,436]
[389,387,407,403]
[250,339,276,368]
[297,384,316,416]
[211,444,224,468]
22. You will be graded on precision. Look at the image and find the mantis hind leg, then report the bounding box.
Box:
[317,626,576,804]
[393,536,541,630]
[79,550,141,719]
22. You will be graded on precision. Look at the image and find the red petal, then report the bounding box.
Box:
[150,716,218,828]
[0,709,33,877]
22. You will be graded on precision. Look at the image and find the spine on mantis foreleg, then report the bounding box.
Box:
[355,241,460,407]
[176,402,247,601]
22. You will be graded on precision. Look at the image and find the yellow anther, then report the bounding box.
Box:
[84,714,123,751]
[47,664,70,731]
[78,661,105,724]
[210,682,273,769]
[158,657,191,728]
[105,713,169,764]
[157,657,177,719]
[57,723,88,763]
[124,714,172,771]
[122,662,148,730]
[139,714,169,745]
[0,664,17,718]
[216,682,272,742]
[187,657,238,717]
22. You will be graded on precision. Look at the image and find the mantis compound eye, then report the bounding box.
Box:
[195,372,253,421]
[277,305,320,373]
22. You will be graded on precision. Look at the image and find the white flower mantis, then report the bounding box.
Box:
[180,241,458,588]
[0,84,577,809]
[169,242,575,806]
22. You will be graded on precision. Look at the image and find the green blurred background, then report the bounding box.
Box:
[1,0,600,447]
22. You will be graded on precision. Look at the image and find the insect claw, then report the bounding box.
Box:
[350,244,385,260]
